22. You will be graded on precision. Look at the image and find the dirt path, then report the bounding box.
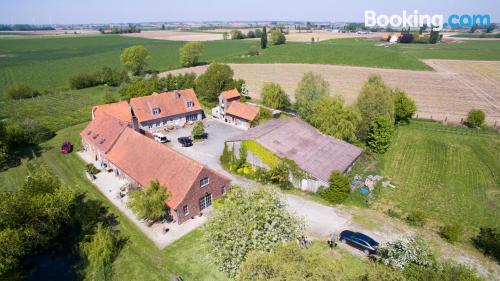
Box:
[161,60,500,127]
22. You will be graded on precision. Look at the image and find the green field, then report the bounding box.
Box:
[451,33,500,39]
[394,40,500,61]
[378,121,500,238]
[0,35,255,96]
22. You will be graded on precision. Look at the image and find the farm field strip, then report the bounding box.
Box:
[162,60,500,126]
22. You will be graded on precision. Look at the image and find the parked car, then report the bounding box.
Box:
[177,137,193,147]
[339,230,379,255]
[60,141,72,154]
[153,132,169,143]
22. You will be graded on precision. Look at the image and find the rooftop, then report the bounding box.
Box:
[93,101,132,124]
[80,112,128,154]
[221,89,241,100]
[225,101,260,122]
[228,118,363,182]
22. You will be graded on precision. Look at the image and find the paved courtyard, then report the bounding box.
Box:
[78,150,212,249]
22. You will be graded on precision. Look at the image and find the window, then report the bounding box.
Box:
[186,114,198,122]
[186,101,194,108]
[152,107,161,115]
[183,205,189,216]
[200,177,209,187]
[221,186,225,195]
[148,124,152,129]
[199,193,212,210]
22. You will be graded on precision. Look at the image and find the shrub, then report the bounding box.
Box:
[268,160,293,190]
[403,262,482,281]
[6,83,36,99]
[230,29,244,40]
[319,171,351,204]
[466,109,485,128]
[246,30,256,38]
[270,30,286,45]
[472,227,500,262]
[367,115,395,153]
[127,180,169,221]
[69,73,100,89]
[393,89,417,124]
[86,164,101,175]
[261,82,290,110]
[97,67,129,86]
[377,236,435,270]
[440,224,461,243]
[247,46,259,56]
[405,211,426,227]
[5,118,54,146]
[191,121,205,139]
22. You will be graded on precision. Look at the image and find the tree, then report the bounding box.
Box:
[195,63,234,104]
[393,89,417,124]
[222,31,229,40]
[5,83,36,99]
[466,109,485,128]
[121,78,150,99]
[319,171,351,204]
[473,227,500,262]
[261,26,268,49]
[377,236,435,270]
[237,242,345,281]
[308,96,361,141]
[205,187,304,276]
[179,41,204,67]
[366,115,395,153]
[356,75,394,140]
[261,82,290,110]
[270,30,286,45]
[5,118,54,146]
[191,121,205,139]
[486,23,496,33]
[161,24,165,30]
[120,45,150,75]
[79,223,122,281]
[294,72,330,120]
[255,28,263,38]
[230,29,244,40]
[127,180,169,221]
[246,30,256,38]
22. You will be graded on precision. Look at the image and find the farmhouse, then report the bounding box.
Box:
[81,102,230,224]
[212,89,260,129]
[227,117,363,192]
[92,101,133,125]
[130,88,204,132]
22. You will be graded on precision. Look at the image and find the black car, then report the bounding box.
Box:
[177,137,193,147]
[339,230,379,255]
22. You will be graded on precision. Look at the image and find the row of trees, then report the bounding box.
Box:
[260,72,417,153]
[68,67,129,89]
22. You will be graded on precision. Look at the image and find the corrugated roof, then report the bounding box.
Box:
[225,101,260,122]
[80,112,128,154]
[130,89,202,123]
[228,118,363,182]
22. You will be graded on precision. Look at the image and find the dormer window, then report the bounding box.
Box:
[186,101,194,108]
[152,107,160,115]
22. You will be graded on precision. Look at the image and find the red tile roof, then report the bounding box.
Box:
[130,89,202,123]
[226,101,260,121]
[80,112,128,154]
[221,89,241,100]
[93,101,132,124]
[106,128,228,208]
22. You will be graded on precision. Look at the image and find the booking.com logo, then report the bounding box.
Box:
[365,10,491,30]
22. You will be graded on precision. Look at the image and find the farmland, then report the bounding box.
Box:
[377,120,500,239]
[121,30,224,41]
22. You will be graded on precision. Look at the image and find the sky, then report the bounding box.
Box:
[1,0,499,24]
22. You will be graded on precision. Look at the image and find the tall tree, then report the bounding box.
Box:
[261,26,268,49]
[366,115,395,153]
[356,75,394,140]
[205,187,304,276]
[120,45,150,75]
[308,96,361,142]
[393,89,417,124]
[261,82,290,110]
[294,72,330,120]
[179,41,204,67]
[194,63,235,104]
[127,180,169,221]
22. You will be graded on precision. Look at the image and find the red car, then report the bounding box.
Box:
[60,141,72,154]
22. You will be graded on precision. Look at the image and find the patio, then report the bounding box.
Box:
[78,150,212,249]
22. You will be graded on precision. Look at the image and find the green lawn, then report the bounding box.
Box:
[451,33,500,39]
[378,121,500,238]
[0,86,120,131]
[0,35,255,97]
[394,40,500,61]
[0,123,229,281]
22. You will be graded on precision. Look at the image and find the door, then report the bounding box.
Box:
[199,193,212,211]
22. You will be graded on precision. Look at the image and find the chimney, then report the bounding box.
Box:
[174,90,181,99]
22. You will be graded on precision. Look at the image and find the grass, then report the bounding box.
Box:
[377,120,500,238]
[394,40,500,61]
[0,123,229,281]
[0,86,119,131]
[451,33,500,39]
[0,35,255,97]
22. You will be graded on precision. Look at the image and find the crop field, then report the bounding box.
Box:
[285,30,381,42]
[0,35,255,96]
[377,120,500,238]
[162,60,500,126]
[122,30,224,41]
[394,40,500,61]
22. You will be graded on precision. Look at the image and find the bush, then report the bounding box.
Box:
[393,89,417,124]
[367,115,395,154]
[246,30,255,38]
[319,171,351,204]
[377,236,435,270]
[5,119,54,146]
[191,121,205,139]
[5,83,36,99]
[86,164,101,175]
[403,262,482,281]
[247,46,259,56]
[97,67,129,86]
[440,224,461,243]
[261,82,290,110]
[270,30,286,45]
[69,73,100,89]
[466,109,485,128]
[473,227,500,262]
[405,211,426,227]
[230,29,244,40]
[127,180,169,221]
